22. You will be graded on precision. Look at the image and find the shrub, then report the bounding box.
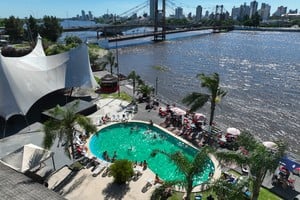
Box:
[109,159,134,184]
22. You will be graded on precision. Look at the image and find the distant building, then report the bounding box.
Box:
[240,3,250,19]
[196,5,202,21]
[259,3,271,21]
[175,7,184,19]
[204,10,209,19]
[273,6,287,17]
[88,11,93,20]
[81,10,86,20]
[288,9,298,14]
[231,7,240,20]
[249,0,258,18]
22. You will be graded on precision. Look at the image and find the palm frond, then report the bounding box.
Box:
[182,92,209,112]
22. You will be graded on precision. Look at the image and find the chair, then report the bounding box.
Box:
[92,161,109,177]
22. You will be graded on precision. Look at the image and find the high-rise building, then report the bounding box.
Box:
[88,11,93,20]
[249,0,258,18]
[231,7,240,20]
[196,5,202,21]
[81,10,86,20]
[150,0,156,20]
[273,6,287,17]
[259,3,271,21]
[239,3,250,19]
[175,7,184,19]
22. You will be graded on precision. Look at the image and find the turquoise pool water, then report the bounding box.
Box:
[89,122,214,185]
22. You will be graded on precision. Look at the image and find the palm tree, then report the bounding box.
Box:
[182,73,227,126]
[99,51,117,74]
[43,100,97,159]
[127,70,142,97]
[151,146,214,200]
[216,132,286,200]
[137,84,153,101]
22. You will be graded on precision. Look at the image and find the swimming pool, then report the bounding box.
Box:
[89,121,214,185]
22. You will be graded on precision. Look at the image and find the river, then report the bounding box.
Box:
[114,30,300,154]
[59,22,300,154]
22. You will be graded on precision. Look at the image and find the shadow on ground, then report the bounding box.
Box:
[102,182,130,200]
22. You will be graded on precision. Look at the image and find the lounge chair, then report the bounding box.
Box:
[92,161,109,177]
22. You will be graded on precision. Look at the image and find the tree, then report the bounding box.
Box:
[137,84,153,101]
[212,177,247,200]
[43,101,97,159]
[25,15,39,43]
[64,35,82,46]
[109,159,134,184]
[216,132,286,200]
[4,16,24,42]
[40,16,63,42]
[151,146,214,200]
[99,51,117,74]
[127,70,142,96]
[182,73,227,126]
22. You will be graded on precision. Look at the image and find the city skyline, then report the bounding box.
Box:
[1,0,299,19]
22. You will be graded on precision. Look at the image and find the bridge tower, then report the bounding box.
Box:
[153,0,166,41]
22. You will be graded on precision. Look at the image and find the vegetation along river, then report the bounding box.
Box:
[114,30,300,154]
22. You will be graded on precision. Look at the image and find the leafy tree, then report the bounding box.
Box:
[43,101,97,159]
[64,35,82,46]
[137,84,153,100]
[99,50,117,74]
[216,132,286,200]
[4,16,24,42]
[109,159,134,184]
[212,177,248,200]
[151,146,214,200]
[40,16,63,42]
[127,70,142,96]
[182,73,227,126]
[25,15,39,42]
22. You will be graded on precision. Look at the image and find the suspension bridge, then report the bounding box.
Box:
[63,0,233,41]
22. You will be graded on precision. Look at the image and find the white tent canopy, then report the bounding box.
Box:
[0,143,55,173]
[0,36,97,120]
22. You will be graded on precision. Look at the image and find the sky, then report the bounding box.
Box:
[1,0,299,19]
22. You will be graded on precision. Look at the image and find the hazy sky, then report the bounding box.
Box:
[1,0,299,19]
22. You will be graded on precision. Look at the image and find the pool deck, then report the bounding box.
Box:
[1,74,299,199]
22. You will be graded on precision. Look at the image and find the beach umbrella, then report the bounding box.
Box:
[226,127,241,136]
[171,107,186,116]
[262,141,278,150]
[194,113,206,122]
[293,167,300,175]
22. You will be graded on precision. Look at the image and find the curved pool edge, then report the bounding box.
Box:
[88,120,221,192]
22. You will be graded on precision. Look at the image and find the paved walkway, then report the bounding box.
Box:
[1,73,299,200]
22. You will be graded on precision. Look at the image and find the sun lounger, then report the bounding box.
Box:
[92,161,109,177]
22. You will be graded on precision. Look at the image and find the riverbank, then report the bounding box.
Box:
[234,25,300,32]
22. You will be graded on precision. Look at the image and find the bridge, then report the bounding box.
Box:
[63,0,232,41]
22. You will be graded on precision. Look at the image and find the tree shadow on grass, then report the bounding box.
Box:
[102,182,130,200]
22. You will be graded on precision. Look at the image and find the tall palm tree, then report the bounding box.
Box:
[216,132,286,200]
[151,146,214,200]
[43,101,97,159]
[137,84,153,100]
[99,51,117,74]
[127,70,142,97]
[182,73,227,126]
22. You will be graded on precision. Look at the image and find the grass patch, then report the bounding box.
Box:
[258,187,282,200]
[100,91,132,102]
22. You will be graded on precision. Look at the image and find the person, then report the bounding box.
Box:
[154,173,164,185]
[149,119,153,126]
[143,160,148,170]
[112,151,117,162]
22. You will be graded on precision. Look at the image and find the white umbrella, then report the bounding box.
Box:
[226,127,241,136]
[194,113,206,121]
[262,141,278,149]
[171,107,186,116]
